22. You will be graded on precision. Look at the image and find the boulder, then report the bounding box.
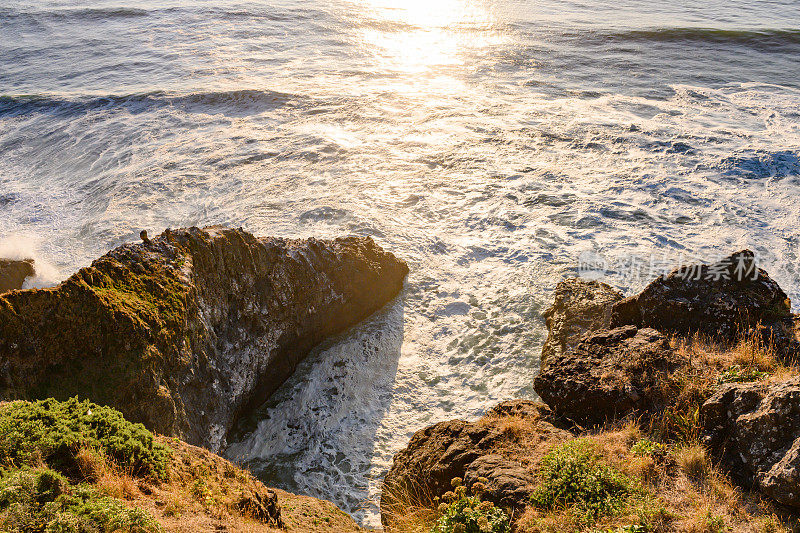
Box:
[0,226,407,451]
[534,326,686,425]
[541,278,623,362]
[0,258,35,293]
[380,400,570,527]
[610,250,796,355]
[701,377,800,508]
[463,454,537,509]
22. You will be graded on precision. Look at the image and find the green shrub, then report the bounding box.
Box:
[718,364,767,384]
[432,477,509,533]
[0,398,169,480]
[0,467,162,533]
[630,439,666,458]
[433,495,509,533]
[530,439,636,522]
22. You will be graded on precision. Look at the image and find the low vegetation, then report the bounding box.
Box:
[529,439,637,523]
[433,478,510,533]
[0,398,360,532]
[0,397,170,480]
[387,331,800,533]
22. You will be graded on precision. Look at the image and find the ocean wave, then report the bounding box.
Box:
[0,89,301,118]
[718,149,800,180]
[601,27,800,46]
[0,7,148,22]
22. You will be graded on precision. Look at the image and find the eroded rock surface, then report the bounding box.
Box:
[380,400,570,527]
[0,259,34,293]
[610,250,796,355]
[535,326,686,425]
[701,377,800,508]
[541,278,623,362]
[463,454,537,509]
[0,226,407,451]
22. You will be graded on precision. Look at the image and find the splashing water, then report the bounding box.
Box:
[2,0,800,526]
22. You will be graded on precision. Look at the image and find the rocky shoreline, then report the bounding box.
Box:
[382,250,800,532]
[3,232,800,532]
[0,226,408,452]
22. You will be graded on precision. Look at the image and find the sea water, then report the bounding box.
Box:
[2,0,799,525]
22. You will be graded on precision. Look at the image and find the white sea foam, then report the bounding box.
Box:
[0,235,61,288]
[2,0,800,527]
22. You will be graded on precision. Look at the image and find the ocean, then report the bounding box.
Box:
[2,0,799,525]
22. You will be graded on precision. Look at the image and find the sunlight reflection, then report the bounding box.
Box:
[356,0,501,74]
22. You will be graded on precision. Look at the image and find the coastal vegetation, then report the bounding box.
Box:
[0,399,360,532]
[382,251,800,533]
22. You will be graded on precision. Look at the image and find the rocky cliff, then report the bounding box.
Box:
[382,251,800,532]
[0,226,407,451]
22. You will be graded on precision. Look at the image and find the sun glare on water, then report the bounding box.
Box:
[356,0,502,75]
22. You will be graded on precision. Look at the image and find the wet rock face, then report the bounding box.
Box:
[0,259,34,293]
[541,278,623,362]
[701,377,800,508]
[0,226,408,451]
[610,250,795,353]
[380,400,571,527]
[534,326,686,425]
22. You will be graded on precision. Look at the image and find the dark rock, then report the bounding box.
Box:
[486,399,553,421]
[380,402,571,527]
[609,250,796,356]
[463,454,537,509]
[541,278,623,362]
[0,259,35,293]
[534,326,687,425]
[237,486,282,527]
[701,377,800,508]
[0,226,407,451]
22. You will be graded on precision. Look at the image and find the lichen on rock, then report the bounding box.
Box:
[534,325,686,426]
[701,376,800,509]
[541,278,623,362]
[0,226,408,451]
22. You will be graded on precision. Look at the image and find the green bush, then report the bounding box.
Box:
[530,439,636,522]
[433,495,509,533]
[432,478,509,533]
[630,439,666,458]
[718,364,767,384]
[0,467,162,533]
[0,398,169,480]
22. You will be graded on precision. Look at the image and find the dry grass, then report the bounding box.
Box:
[380,475,439,533]
[386,407,799,533]
[68,438,363,533]
[386,330,800,533]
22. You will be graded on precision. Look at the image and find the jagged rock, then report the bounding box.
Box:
[486,398,554,421]
[237,485,282,527]
[610,250,796,356]
[380,401,570,527]
[534,326,686,425]
[463,454,537,509]
[0,259,34,293]
[541,278,623,362]
[701,377,800,508]
[0,226,407,451]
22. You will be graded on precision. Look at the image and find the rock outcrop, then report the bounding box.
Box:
[535,326,686,425]
[0,258,34,293]
[0,226,407,451]
[541,278,623,362]
[380,400,571,527]
[610,250,796,355]
[701,377,800,509]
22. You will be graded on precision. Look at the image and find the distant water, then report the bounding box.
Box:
[2,0,800,526]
